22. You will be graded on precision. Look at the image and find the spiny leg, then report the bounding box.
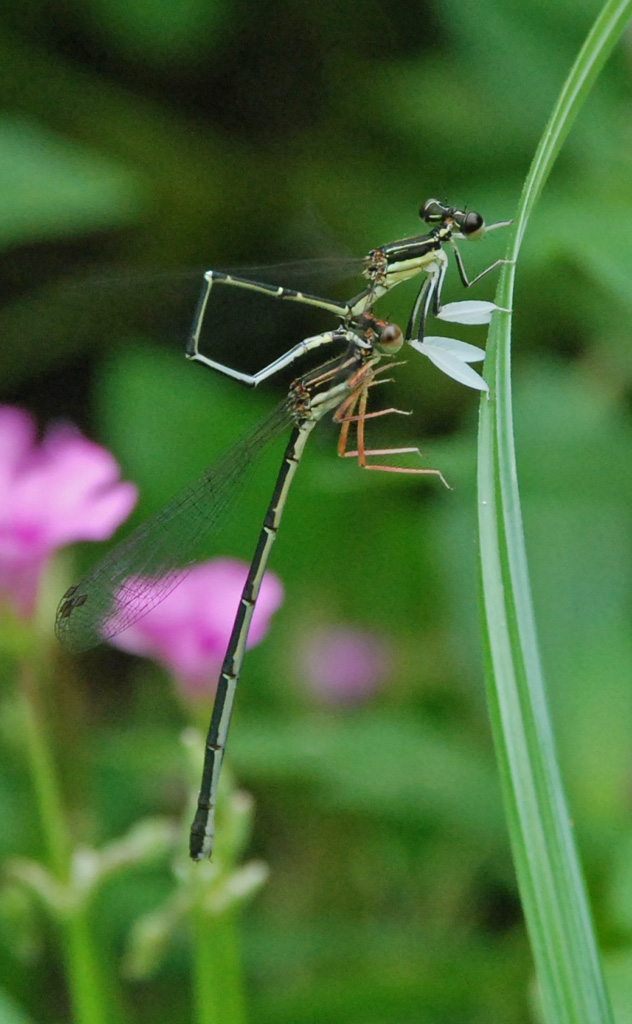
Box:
[339,407,412,423]
[336,391,360,459]
[337,385,450,487]
[354,386,370,468]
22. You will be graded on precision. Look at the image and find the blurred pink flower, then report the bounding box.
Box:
[110,558,284,698]
[0,405,137,617]
[301,626,391,705]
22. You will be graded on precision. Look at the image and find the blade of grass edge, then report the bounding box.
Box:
[478,2,632,1021]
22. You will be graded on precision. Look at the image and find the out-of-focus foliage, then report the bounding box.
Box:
[1,0,632,1022]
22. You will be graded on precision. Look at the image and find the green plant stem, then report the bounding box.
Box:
[192,903,246,1024]
[478,1,632,1022]
[18,660,70,878]
[63,906,113,1024]
[19,656,114,1024]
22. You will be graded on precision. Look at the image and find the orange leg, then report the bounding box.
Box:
[360,464,450,487]
[355,387,369,467]
[338,407,411,423]
[336,391,360,459]
[343,446,422,457]
[342,441,449,484]
[332,359,451,488]
[338,391,450,487]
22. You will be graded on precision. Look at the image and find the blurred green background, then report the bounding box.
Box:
[2,0,632,1021]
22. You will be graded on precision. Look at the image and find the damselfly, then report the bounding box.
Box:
[57,312,470,858]
[55,197,509,858]
[188,199,512,386]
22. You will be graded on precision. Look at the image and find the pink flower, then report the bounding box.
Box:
[110,559,284,698]
[301,626,392,705]
[0,405,137,617]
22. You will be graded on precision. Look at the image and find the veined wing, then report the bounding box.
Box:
[55,399,293,654]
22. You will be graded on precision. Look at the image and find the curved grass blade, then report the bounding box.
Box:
[478,2,632,1021]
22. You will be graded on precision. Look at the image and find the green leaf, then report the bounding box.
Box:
[0,116,142,249]
[83,0,229,65]
[0,989,37,1024]
[477,2,632,1022]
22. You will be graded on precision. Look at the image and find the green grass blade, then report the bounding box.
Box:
[478,1,632,1021]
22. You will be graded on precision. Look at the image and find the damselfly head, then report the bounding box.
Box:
[350,314,404,354]
[420,199,485,239]
[375,320,404,354]
[455,210,485,238]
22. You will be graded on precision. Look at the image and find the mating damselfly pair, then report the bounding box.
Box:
[55,199,512,860]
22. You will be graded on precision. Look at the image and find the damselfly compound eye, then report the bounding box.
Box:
[420,199,448,223]
[378,322,404,353]
[460,211,485,237]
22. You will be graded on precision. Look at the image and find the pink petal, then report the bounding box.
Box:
[301,627,391,705]
[0,557,42,617]
[0,406,137,618]
[0,406,36,486]
[111,559,284,697]
[26,430,135,538]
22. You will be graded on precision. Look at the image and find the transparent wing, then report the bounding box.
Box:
[55,400,293,654]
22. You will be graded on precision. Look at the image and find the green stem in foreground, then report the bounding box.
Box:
[192,904,247,1024]
[19,659,70,878]
[18,653,117,1024]
[63,906,116,1024]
